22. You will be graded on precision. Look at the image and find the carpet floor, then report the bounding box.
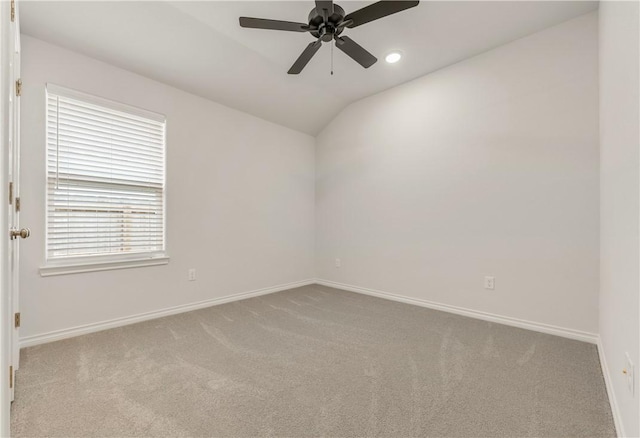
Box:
[11,285,614,437]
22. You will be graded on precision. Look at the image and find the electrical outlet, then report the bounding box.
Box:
[484,276,495,290]
[335,258,341,268]
[188,268,196,281]
[624,352,635,396]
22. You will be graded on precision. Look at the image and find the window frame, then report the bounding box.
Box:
[40,84,169,276]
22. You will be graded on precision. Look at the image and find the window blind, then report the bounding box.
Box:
[46,85,166,261]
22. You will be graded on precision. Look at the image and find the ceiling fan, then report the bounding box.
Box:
[239,1,420,74]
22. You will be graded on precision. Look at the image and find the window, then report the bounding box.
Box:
[42,84,167,275]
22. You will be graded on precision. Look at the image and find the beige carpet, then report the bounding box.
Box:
[11,284,614,437]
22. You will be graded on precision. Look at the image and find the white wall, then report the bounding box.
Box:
[19,36,315,341]
[316,13,600,335]
[599,1,640,436]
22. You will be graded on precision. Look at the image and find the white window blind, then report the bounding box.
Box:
[46,84,166,263]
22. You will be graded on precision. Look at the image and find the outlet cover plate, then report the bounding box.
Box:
[626,352,635,396]
[484,276,495,290]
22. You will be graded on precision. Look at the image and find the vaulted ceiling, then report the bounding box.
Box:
[20,1,598,135]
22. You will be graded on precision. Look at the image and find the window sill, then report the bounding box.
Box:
[39,255,170,277]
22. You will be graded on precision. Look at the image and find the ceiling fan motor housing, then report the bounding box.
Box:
[309,4,346,41]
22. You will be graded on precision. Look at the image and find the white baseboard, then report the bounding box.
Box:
[19,279,314,348]
[315,279,599,344]
[20,276,599,347]
[597,336,625,437]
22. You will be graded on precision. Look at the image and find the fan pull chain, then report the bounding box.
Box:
[331,42,334,75]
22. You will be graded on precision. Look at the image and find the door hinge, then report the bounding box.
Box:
[14,312,20,328]
[8,182,13,205]
[10,0,15,22]
[15,197,20,212]
[15,79,21,97]
[9,366,13,389]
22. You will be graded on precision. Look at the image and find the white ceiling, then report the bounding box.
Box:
[20,1,598,135]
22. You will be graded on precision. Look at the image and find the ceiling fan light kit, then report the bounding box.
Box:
[239,0,420,74]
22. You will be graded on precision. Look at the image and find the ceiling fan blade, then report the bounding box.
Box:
[335,36,377,69]
[315,0,334,15]
[288,40,323,74]
[239,17,310,32]
[345,1,419,28]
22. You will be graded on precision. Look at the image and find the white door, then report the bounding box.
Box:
[1,0,22,431]
[7,0,25,403]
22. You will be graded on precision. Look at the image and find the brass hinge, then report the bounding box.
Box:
[14,312,20,328]
[9,366,12,389]
[15,79,21,97]
[8,182,13,205]
[15,197,20,212]
[10,0,15,22]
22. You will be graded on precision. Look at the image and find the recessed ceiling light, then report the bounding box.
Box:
[385,52,402,64]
